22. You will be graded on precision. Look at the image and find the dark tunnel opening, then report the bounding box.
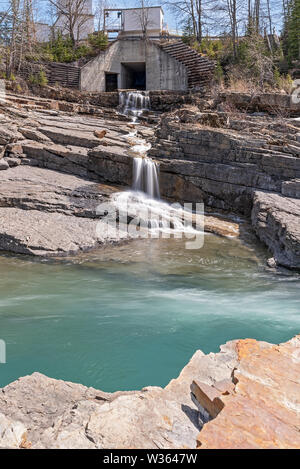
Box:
[121,62,146,90]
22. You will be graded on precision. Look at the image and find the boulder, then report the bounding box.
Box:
[251,191,300,269]
[0,159,9,170]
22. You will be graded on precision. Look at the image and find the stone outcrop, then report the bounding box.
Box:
[196,336,300,449]
[0,96,243,256]
[252,191,300,269]
[0,336,299,449]
[18,83,120,109]
[148,107,300,269]
[0,166,128,256]
[218,91,300,116]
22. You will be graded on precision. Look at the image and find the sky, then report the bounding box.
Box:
[0,0,283,35]
[0,0,182,32]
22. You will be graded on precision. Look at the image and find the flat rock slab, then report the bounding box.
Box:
[0,165,120,217]
[0,208,126,256]
[0,166,127,256]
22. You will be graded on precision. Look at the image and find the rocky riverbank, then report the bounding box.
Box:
[0,90,299,268]
[149,106,300,269]
[0,92,239,256]
[0,335,299,449]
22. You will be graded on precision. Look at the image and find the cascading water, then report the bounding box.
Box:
[115,90,203,236]
[119,89,160,199]
[132,157,160,200]
[119,91,150,122]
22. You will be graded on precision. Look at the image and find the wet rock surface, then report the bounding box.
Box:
[0,336,299,449]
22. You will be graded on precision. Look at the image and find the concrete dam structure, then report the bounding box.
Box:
[80,38,215,92]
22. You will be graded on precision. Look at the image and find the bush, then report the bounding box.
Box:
[29,31,108,64]
[28,69,48,86]
[274,68,294,93]
[88,31,108,50]
[195,38,224,60]
[214,62,224,85]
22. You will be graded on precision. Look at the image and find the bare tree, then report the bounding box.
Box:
[266,0,273,33]
[226,0,238,57]
[94,0,110,31]
[164,0,204,41]
[132,0,156,39]
[5,0,21,76]
[18,0,36,66]
[48,0,93,46]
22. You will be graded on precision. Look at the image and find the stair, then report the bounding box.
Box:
[159,40,215,90]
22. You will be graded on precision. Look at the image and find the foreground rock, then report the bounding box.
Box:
[0,336,299,449]
[196,336,300,449]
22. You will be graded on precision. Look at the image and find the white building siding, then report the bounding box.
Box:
[122,7,163,35]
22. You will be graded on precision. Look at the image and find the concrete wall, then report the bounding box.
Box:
[80,39,188,92]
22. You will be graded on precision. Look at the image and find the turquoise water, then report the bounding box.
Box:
[0,235,299,391]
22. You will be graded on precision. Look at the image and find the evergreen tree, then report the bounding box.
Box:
[283,0,300,62]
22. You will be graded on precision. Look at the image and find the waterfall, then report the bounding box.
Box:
[119,91,150,121]
[132,157,160,199]
[119,91,159,199]
[113,91,203,239]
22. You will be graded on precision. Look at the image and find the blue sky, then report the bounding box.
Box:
[0,0,283,35]
[0,0,185,31]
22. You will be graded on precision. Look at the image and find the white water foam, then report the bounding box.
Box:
[116,91,204,239]
[119,91,150,122]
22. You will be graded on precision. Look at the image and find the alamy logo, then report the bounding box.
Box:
[0,339,6,364]
[96,198,205,250]
[0,79,6,103]
[291,79,300,104]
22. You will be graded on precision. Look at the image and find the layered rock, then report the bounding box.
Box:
[0,97,244,256]
[148,108,300,268]
[0,336,299,449]
[218,91,300,116]
[252,191,300,269]
[0,166,128,256]
[0,92,300,267]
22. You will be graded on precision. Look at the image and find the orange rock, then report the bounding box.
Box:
[191,380,224,418]
[236,338,261,360]
[94,130,107,139]
[204,215,240,238]
[19,432,32,449]
[196,336,300,449]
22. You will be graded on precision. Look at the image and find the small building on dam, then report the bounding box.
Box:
[80,7,215,93]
